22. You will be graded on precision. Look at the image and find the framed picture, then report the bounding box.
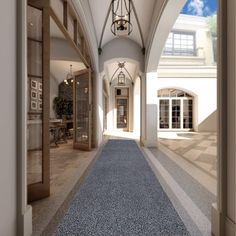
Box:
[38,82,43,91]
[31,101,37,110]
[38,92,42,101]
[38,102,43,111]
[31,80,38,90]
[31,90,37,100]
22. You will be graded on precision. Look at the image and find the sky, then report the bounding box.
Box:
[181,0,217,17]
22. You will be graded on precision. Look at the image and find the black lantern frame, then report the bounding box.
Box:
[118,71,126,85]
[111,0,132,36]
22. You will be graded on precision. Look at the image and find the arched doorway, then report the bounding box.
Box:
[157,88,194,131]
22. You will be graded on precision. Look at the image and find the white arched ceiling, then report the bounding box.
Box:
[88,0,156,49]
[145,0,187,72]
[103,58,140,87]
[50,60,86,83]
[99,37,144,72]
[72,0,188,75]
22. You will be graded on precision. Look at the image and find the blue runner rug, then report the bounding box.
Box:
[54,140,190,236]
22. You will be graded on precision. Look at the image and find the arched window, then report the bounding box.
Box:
[157,89,193,130]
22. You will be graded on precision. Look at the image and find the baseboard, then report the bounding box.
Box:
[21,205,32,236]
[211,203,236,236]
[143,139,157,148]
[225,217,236,236]
[211,203,220,236]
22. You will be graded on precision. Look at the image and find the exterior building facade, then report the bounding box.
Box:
[157,14,217,132]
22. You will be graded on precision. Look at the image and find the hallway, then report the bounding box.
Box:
[54,140,189,235]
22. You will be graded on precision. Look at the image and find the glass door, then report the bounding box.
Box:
[73,69,92,151]
[172,99,181,128]
[27,1,50,202]
[159,99,170,129]
[116,98,128,130]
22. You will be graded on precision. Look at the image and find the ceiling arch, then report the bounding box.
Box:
[88,0,156,51]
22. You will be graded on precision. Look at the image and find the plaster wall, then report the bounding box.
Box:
[145,72,158,147]
[133,77,141,135]
[155,77,217,131]
[50,38,81,61]
[99,38,144,72]
[0,0,17,235]
[95,74,103,146]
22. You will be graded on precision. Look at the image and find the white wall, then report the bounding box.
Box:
[156,77,217,131]
[0,0,17,235]
[133,77,141,135]
[99,38,145,72]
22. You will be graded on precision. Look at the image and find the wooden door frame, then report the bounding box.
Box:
[115,88,129,131]
[27,0,50,202]
[73,68,92,151]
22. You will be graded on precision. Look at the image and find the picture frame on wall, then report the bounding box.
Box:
[31,101,37,110]
[31,80,38,90]
[38,92,42,101]
[38,82,43,91]
[38,102,43,111]
[31,90,37,100]
[28,77,43,113]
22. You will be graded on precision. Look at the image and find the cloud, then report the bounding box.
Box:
[187,0,210,16]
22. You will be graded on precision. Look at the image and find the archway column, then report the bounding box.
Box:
[141,72,158,147]
[211,0,236,235]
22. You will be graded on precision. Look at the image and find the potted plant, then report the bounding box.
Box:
[53,97,67,119]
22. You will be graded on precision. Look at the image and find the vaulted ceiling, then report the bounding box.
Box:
[88,0,156,49]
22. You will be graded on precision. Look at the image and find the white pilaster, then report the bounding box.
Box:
[143,72,158,147]
[212,0,236,235]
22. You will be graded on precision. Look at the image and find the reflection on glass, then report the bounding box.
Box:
[183,100,193,129]
[75,74,89,144]
[159,99,169,129]
[117,99,128,129]
[172,99,181,128]
[27,6,43,185]
[27,40,42,77]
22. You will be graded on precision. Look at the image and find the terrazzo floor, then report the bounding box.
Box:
[54,140,190,236]
[158,132,217,177]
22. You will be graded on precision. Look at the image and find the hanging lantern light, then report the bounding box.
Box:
[111,0,132,36]
[118,71,126,85]
[64,64,74,85]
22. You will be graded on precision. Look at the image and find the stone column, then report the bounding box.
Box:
[140,74,146,145]
[143,72,158,147]
[211,0,236,235]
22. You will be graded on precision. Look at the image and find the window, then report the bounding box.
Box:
[163,31,196,56]
[158,89,193,130]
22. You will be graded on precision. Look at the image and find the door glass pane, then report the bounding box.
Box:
[27,6,43,185]
[27,6,42,40]
[117,99,128,129]
[159,99,169,129]
[183,100,193,128]
[27,40,42,77]
[172,99,181,128]
[75,74,89,144]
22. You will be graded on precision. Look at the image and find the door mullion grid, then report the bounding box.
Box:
[169,98,172,129]
[180,98,184,129]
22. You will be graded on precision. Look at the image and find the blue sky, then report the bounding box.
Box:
[181,0,217,17]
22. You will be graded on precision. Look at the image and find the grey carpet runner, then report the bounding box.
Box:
[54,140,190,236]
